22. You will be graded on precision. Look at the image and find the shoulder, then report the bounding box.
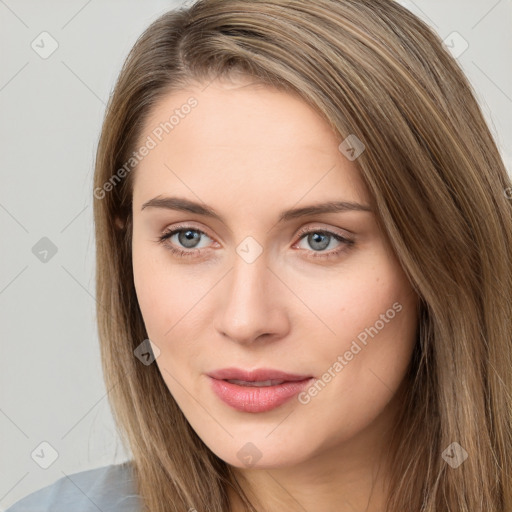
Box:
[4,461,142,512]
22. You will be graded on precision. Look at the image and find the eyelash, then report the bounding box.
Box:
[156,224,355,260]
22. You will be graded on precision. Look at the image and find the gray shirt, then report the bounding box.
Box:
[4,461,142,512]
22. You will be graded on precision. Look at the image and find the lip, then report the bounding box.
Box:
[207,367,312,382]
[207,367,314,413]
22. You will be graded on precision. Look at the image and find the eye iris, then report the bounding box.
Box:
[178,229,200,248]
[309,232,330,251]
[170,229,338,253]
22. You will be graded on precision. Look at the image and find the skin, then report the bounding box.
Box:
[131,75,419,512]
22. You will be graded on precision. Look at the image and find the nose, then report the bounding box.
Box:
[214,252,290,345]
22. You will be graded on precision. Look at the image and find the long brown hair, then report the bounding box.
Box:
[92,1,512,510]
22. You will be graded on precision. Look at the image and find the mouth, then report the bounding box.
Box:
[207,368,315,412]
[207,367,312,382]
[223,379,289,387]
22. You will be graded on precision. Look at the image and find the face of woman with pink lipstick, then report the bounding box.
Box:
[131,75,419,481]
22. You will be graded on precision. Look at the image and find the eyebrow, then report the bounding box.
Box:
[141,196,373,223]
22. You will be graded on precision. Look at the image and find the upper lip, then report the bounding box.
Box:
[207,368,313,382]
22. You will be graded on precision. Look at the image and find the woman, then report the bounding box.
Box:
[7,0,512,511]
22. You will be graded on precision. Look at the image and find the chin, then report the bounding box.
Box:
[198,434,313,470]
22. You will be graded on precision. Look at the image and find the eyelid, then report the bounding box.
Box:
[157,222,355,259]
[160,221,215,240]
[294,223,353,240]
[161,221,352,242]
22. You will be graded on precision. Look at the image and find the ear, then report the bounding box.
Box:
[114,215,126,230]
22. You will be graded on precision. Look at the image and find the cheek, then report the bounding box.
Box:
[132,241,174,338]
[132,246,207,407]
[299,252,417,380]
[132,242,212,352]
[298,279,417,443]
[293,267,405,346]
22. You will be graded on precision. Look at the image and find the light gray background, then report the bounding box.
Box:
[1,0,511,509]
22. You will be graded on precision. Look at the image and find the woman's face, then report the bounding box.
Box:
[131,77,419,469]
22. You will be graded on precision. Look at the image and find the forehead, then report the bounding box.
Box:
[132,79,370,210]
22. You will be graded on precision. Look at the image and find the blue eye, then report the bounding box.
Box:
[156,225,354,260]
[293,228,354,259]
[157,226,213,258]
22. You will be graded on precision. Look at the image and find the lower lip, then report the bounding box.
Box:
[208,376,314,413]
